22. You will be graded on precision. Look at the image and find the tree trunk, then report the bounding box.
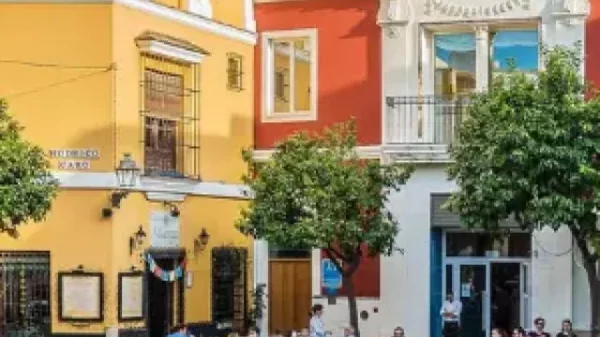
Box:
[583,259,600,337]
[344,274,360,337]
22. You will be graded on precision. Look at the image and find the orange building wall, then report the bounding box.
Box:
[254,0,382,148]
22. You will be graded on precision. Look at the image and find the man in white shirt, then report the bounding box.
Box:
[440,291,462,337]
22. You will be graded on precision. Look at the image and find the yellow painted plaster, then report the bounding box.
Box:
[0,1,254,333]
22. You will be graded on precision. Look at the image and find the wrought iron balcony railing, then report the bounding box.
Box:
[385,95,471,145]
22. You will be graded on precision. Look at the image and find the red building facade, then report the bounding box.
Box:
[253,0,382,333]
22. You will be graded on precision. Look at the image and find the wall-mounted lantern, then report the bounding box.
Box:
[193,228,210,255]
[102,153,141,217]
[129,225,147,256]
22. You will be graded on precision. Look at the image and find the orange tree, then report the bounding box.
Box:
[0,99,58,236]
[236,121,412,336]
[446,47,600,336]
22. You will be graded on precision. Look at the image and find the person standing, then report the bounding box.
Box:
[309,304,325,337]
[440,292,462,337]
[528,317,551,337]
[556,319,577,337]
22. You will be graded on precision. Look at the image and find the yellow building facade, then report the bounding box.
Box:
[0,1,255,337]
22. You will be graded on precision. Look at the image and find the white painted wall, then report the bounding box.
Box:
[572,246,590,331]
[378,0,588,334]
[254,240,269,336]
[383,165,456,336]
[531,226,573,333]
[312,297,383,337]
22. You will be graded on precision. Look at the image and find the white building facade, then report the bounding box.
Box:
[376,0,589,336]
[254,0,592,336]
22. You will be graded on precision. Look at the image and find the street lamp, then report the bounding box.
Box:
[110,153,140,209]
[115,153,140,188]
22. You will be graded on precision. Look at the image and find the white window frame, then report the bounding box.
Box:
[261,28,318,123]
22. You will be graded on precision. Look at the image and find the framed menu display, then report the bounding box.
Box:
[118,272,144,321]
[58,271,104,322]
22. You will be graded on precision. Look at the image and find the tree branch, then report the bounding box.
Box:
[324,248,347,276]
[346,245,362,276]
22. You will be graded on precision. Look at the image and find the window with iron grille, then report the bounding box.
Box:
[227,53,244,91]
[0,252,50,337]
[140,55,200,179]
[212,247,247,332]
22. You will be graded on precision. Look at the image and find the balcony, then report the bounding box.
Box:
[384,95,470,163]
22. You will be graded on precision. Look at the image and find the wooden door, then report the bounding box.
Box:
[269,259,312,333]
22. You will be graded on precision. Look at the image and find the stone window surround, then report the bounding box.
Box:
[419,21,540,96]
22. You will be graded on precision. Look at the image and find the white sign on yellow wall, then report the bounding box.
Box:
[48,148,99,170]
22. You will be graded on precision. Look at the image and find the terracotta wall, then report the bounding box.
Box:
[254,0,382,148]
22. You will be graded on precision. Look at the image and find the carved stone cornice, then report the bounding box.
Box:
[551,0,589,26]
[378,0,409,25]
[423,0,530,18]
[378,0,409,39]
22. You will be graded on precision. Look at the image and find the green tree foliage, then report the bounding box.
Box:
[0,99,58,237]
[237,121,413,336]
[446,46,600,335]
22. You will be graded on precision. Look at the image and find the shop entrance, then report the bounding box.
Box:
[443,232,532,337]
[146,250,185,337]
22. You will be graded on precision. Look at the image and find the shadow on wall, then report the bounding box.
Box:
[255,0,382,147]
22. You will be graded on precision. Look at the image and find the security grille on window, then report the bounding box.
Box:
[144,69,183,177]
[262,29,317,122]
[0,252,50,337]
[212,247,247,331]
[227,53,244,91]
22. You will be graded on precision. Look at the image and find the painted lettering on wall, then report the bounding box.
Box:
[49,148,100,171]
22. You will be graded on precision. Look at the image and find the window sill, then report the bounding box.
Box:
[261,111,317,123]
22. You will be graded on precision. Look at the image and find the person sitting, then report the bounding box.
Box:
[528,317,551,337]
[512,327,526,337]
[392,326,405,337]
[557,319,577,337]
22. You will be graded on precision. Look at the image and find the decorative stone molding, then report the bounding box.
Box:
[378,0,409,38]
[551,0,589,26]
[423,0,530,18]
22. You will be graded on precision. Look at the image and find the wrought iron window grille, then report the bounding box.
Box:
[139,54,200,180]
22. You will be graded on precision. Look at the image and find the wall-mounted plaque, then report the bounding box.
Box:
[118,272,144,321]
[58,271,104,322]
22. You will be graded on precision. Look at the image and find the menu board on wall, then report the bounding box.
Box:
[118,272,144,321]
[58,272,104,322]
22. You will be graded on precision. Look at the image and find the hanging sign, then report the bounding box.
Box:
[145,253,186,282]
